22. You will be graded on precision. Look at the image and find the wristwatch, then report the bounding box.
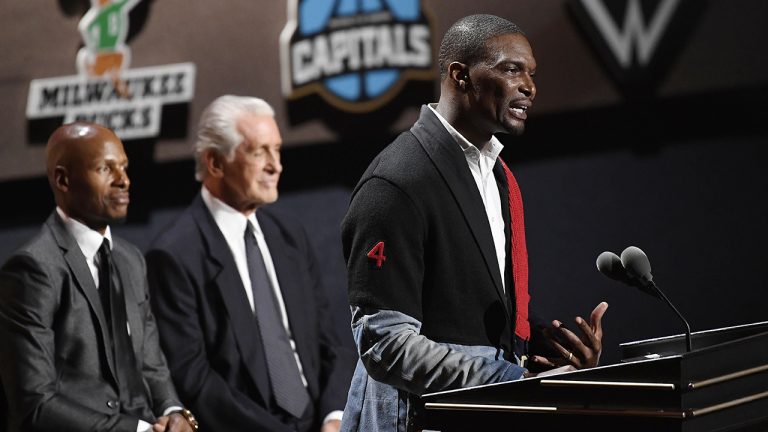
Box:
[180,408,199,431]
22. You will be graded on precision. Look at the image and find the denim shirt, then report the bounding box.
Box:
[340,308,526,432]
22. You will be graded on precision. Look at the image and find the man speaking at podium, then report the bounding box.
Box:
[340,14,608,432]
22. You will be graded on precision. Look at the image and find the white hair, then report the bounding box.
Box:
[194,95,275,181]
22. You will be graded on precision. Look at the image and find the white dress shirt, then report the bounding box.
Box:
[55,208,181,432]
[428,104,507,290]
[56,207,114,290]
[200,187,342,424]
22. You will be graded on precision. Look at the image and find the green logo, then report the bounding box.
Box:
[76,0,141,81]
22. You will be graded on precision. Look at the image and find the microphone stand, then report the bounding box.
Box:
[648,280,692,352]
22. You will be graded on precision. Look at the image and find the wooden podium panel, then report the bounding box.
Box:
[413,322,768,431]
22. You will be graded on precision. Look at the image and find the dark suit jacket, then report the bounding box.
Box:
[344,105,522,353]
[145,194,353,432]
[0,212,181,432]
[345,105,552,355]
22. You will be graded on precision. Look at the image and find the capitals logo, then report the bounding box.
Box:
[280,0,435,113]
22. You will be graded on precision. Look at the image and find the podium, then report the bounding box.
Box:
[412,322,768,431]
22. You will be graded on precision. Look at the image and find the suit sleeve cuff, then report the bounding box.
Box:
[137,420,153,432]
[323,410,344,425]
[163,405,184,416]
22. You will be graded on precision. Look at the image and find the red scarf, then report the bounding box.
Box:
[498,158,530,341]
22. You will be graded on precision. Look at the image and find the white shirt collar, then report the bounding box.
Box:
[428,103,504,161]
[200,186,261,242]
[56,207,113,260]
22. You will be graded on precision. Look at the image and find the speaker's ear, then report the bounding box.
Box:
[448,62,469,90]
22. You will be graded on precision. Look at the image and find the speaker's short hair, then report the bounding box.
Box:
[438,14,524,80]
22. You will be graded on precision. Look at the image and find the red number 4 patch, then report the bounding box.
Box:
[367,241,387,268]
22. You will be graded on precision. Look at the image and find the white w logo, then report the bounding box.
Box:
[578,0,680,68]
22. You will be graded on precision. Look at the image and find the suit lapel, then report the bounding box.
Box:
[47,212,119,385]
[410,106,508,309]
[257,212,317,398]
[190,196,271,404]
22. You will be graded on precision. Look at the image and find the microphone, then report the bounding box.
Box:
[619,246,653,284]
[595,251,632,284]
[620,246,692,352]
[595,250,659,299]
[596,247,692,352]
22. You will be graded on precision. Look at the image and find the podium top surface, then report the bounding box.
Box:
[620,321,768,360]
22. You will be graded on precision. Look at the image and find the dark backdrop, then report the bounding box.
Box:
[1,0,766,365]
[1,95,766,364]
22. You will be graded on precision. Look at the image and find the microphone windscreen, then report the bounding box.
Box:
[596,251,629,282]
[621,246,652,280]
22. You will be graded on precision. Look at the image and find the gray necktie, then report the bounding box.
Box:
[244,221,311,418]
